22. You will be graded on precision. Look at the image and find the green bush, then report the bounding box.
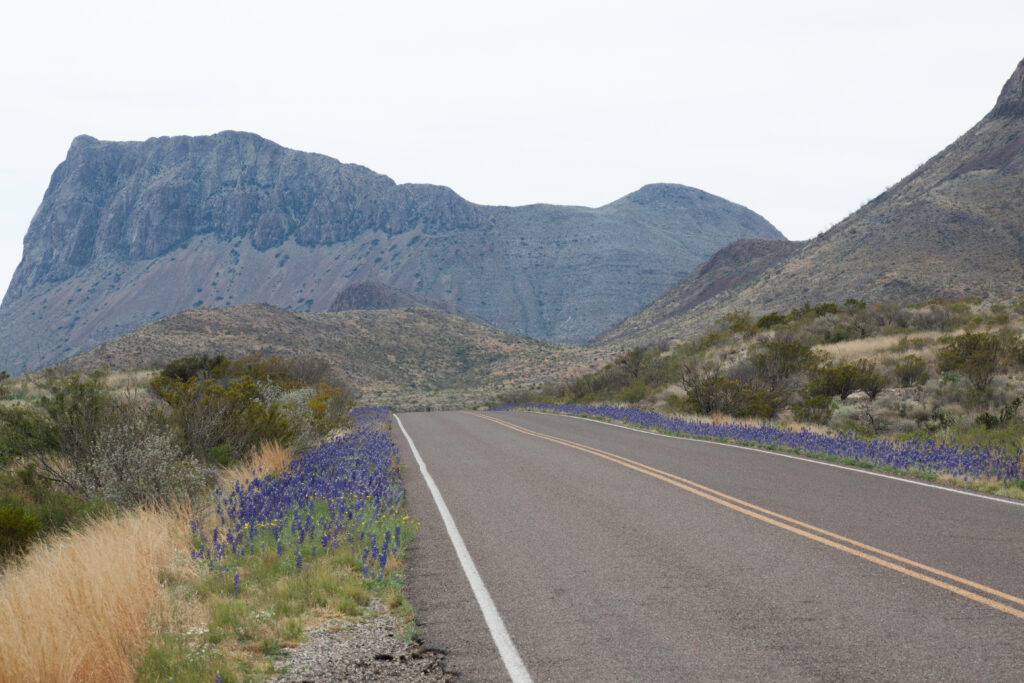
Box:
[160,354,228,381]
[806,360,886,400]
[683,376,779,419]
[0,373,111,492]
[755,312,787,329]
[753,340,818,392]
[892,356,930,387]
[0,502,40,557]
[151,354,355,462]
[793,395,835,424]
[975,397,1021,430]
[151,375,296,463]
[1,372,206,508]
[937,332,1004,391]
[614,382,648,403]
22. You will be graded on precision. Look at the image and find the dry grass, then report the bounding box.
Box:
[814,331,947,362]
[217,441,294,491]
[0,509,192,683]
[103,369,157,393]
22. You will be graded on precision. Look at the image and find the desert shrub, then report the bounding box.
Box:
[793,395,835,424]
[752,339,818,392]
[151,355,354,462]
[36,372,112,472]
[0,373,113,491]
[718,311,756,337]
[276,383,356,446]
[858,363,888,400]
[0,502,40,558]
[806,360,887,400]
[151,375,296,463]
[892,355,930,387]
[615,382,649,403]
[283,356,336,387]
[159,354,228,381]
[821,322,860,344]
[0,466,109,556]
[0,405,55,466]
[85,403,205,507]
[755,311,787,329]
[813,302,840,317]
[937,332,1004,391]
[0,374,204,508]
[614,347,648,380]
[975,397,1022,430]
[683,376,779,419]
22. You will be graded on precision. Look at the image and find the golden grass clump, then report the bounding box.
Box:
[217,441,294,491]
[0,509,192,683]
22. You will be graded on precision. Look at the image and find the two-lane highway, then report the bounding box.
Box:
[396,410,1024,681]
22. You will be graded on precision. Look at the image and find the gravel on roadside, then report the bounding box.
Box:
[267,603,454,682]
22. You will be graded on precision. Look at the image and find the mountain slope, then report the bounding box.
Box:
[0,132,781,373]
[61,304,612,410]
[597,238,802,345]
[605,57,1024,348]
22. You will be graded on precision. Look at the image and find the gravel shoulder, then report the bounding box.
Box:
[268,603,454,682]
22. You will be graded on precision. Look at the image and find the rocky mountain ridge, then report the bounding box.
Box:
[0,132,782,372]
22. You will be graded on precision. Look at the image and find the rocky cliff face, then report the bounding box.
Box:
[0,131,782,373]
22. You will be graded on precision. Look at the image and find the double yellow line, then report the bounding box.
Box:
[474,412,1024,621]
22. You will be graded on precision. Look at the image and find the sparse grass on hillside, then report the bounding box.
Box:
[505,297,1024,476]
[59,305,612,411]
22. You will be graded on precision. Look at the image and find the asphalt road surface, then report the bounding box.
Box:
[395,410,1024,681]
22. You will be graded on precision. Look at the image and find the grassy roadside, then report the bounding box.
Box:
[0,408,422,683]
[501,403,1024,501]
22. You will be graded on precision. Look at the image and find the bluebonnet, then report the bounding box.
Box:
[189,406,408,587]
[497,403,1024,483]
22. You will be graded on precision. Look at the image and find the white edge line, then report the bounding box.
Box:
[521,411,1024,509]
[394,415,533,683]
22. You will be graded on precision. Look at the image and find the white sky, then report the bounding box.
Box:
[2,1,1022,302]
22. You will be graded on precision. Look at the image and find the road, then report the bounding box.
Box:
[395,410,1024,681]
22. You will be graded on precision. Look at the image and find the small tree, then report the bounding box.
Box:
[753,340,818,392]
[806,360,886,400]
[937,332,1003,391]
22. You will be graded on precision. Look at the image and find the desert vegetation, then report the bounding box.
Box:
[0,354,415,682]
[0,353,354,560]
[502,297,1024,492]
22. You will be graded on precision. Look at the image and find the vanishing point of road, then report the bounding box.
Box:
[395,410,1024,681]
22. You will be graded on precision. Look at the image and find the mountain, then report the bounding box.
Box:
[60,304,612,410]
[604,57,1024,348]
[597,238,801,345]
[0,132,781,373]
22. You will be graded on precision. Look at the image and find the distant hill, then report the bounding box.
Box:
[328,280,486,323]
[604,57,1024,348]
[60,304,612,410]
[0,132,781,373]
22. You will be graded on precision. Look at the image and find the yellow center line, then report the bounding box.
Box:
[473,412,1024,622]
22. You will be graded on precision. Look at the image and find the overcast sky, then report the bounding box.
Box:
[2,1,1022,302]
